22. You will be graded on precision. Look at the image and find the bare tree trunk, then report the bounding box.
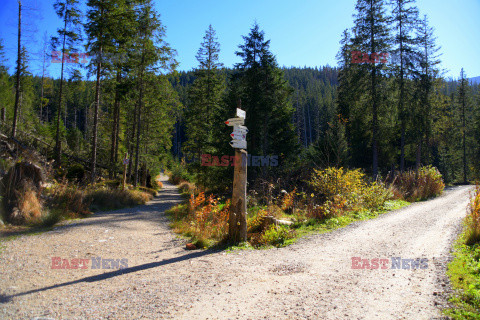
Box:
[303,105,307,148]
[415,140,421,174]
[1,108,5,125]
[39,33,47,123]
[133,82,143,187]
[133,41,145,187]
[370,1,379,179]
[306,104,312,145]
[90,14,103,182]
[55,12,68,165]
[126,104,136,182]
[109,70,121,178]
[12,0,22,138]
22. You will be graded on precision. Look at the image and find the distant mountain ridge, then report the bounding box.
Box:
[469,76,480,85]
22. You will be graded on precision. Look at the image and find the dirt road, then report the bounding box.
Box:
[0,178,473,319]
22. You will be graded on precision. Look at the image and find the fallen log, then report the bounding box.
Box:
[261,215,294,230]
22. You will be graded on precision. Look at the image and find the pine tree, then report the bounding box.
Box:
[51,0,82,165]
[352,0,391,178]
[390,0,419,172]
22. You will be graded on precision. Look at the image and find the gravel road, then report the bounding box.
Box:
[0,177,473,320]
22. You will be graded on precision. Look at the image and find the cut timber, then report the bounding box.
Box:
[262,216,294,230]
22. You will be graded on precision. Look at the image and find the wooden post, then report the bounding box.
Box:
[229,148,247,243]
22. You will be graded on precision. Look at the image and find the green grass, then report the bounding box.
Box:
[444,231,480,319]
[272,200,410,247]
[166,199,410,251]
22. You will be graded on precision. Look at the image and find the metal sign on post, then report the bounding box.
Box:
[233,125,248,134]
[236,108,246,119]
[229,139,247,149]
[230,132,246,140]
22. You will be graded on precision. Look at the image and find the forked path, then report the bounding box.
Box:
[0,178,473,320]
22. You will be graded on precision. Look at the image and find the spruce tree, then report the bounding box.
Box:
[85,0,126,181]
[129,0,177,186]
[0,39,13,129]
[414,15,441,168]
[183,25,226,188]
[184,25,225,158]
[457,68,470,183]
[51,0,82,165]
[352,0,391,178]
[390,0,419,172]
[232,23,298,179]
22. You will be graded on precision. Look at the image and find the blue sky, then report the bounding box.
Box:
[0,0,479,79]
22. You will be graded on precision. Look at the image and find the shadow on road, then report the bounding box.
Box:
[1,249,214,303]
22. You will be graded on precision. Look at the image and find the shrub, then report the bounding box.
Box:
[309,167,366,202]
[391,166,445,202]
[307,167,391,219]
[260,225,295,247]
[466,185,480,246]
[281,188,296,213]
[168,164,193,185]
[169,191,230,246]
[362,182,393,210]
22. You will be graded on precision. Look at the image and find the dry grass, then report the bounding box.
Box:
[15,189,43,224]
[167,191,230,247]
[87,189,153,211]
[390,166,445,202]
[178,181,195,194]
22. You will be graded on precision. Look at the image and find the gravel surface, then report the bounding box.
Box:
[0,178,473,320]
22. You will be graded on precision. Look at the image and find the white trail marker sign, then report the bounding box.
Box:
[225,117,245,126]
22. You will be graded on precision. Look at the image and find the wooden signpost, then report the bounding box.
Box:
[227,103,248,243]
